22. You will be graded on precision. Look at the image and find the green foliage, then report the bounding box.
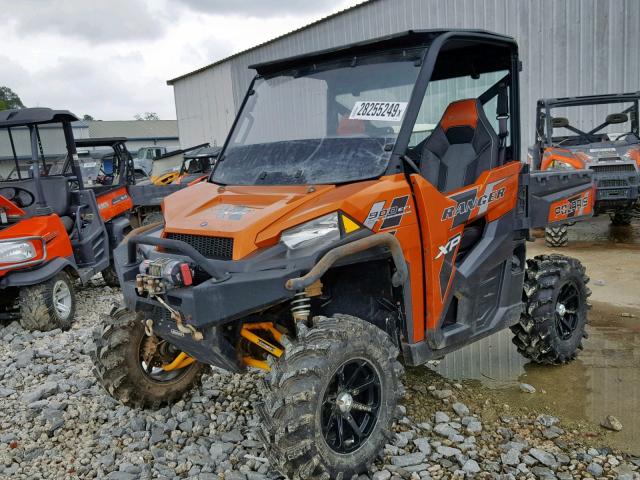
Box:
[0,86,25,110]
[83,114,95,121]
[134,112,160,121]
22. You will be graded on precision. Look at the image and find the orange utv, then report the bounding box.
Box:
[0,111,184,331]
[530,93,640,247]
[91,30,595,478]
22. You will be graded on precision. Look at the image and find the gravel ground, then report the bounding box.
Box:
[1,282,639,479]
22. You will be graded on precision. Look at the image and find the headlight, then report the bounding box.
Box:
[280,212,341,250]
[551,160,576,170]
[0,241,37,264]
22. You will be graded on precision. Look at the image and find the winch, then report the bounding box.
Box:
[136,257,194,295]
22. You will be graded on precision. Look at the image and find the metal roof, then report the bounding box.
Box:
[184,145,222,159]
[166,0,375,85]
[86,120,178,140]
[251,29,516,76]
[0,108,78,127]
[539,91,640,108]
[75,137,128,147]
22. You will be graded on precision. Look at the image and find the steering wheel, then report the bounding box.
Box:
[614,132,634,141]
[0,187,35,208]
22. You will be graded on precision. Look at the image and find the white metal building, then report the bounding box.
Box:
[168,0,640,154]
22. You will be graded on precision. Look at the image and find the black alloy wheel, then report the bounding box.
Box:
[321,358,382,454]
[554,282,580,340]
[257,314,404,479]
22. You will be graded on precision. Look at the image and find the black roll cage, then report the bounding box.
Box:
[74,137,137,187]
[1,119,84,212]
[535,93,640,147]
[210,30,520,183]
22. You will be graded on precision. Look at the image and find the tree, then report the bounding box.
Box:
[0,86,25,110]
[82,114,95,121]
[134,112,160,121]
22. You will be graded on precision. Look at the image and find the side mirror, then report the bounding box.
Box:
[606,113,628,124]
[551,117,569,128]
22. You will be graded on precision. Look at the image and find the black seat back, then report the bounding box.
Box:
[4,176,70,216]
[420,99,499,193]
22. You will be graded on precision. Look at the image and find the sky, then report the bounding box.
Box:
[0,0,363,121]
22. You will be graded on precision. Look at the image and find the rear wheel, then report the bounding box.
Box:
[19,271,76,331]
[511,254,590,364]
[257,315,404,479]
[544,225,568,248]
[91,307,206,408]
[101,263,120,287]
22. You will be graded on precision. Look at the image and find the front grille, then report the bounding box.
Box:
[598,179,629,188]
[589,164,636,174]
[598,189,628,199]
[597,156,622,162]
[165,232,233,260]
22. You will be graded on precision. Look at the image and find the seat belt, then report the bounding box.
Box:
[497,82,509,165]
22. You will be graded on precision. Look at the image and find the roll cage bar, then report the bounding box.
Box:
[0,109,84,211]
[74,137,137,187]
[211,29,520,181]
[535,92,640,146]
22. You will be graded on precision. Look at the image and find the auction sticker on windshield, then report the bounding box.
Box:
[349,101,408,122]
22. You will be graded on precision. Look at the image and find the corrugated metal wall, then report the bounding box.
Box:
[172,0,640,154]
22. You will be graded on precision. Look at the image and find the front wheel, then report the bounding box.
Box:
[19,271,76,331]
[91,307,206,408]
[610,211,632,226]
[511,254,590,364]
[257,315,404,480]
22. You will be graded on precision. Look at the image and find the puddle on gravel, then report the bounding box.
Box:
[532,215,640,246]
[424,302,640,455]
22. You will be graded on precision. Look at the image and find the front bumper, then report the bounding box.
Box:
[0,256,76,288]
[588,161,639,207]
[113,227,379,371]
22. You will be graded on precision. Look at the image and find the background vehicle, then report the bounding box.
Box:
[0,118,184,331]
[174,145,220,186]
[139,143,211,186]
[531,93,640,246]
[134,146,169,178]
[92,30,594,479]
[0,111,131,330]
[74,137,180,228]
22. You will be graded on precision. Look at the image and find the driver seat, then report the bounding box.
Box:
[420,99,499,193]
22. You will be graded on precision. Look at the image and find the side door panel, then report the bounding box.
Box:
[95,186,134,222]
[409,161,522,340]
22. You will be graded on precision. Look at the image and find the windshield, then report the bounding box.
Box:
[212,51,424,185]
[0,125,68,181]
[543,101,639,147]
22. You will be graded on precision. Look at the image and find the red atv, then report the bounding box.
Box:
[0,109,182,330]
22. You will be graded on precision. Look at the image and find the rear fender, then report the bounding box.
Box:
[526,169,594,228]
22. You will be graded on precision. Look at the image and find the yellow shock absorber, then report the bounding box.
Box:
[162,352,195,371]
[239,323,284,371]
[242,356,270,371]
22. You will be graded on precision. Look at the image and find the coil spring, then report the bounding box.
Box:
[291,291,310,321]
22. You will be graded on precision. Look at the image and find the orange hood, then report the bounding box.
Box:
[162,182,338,259]
[161,176,413,260]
